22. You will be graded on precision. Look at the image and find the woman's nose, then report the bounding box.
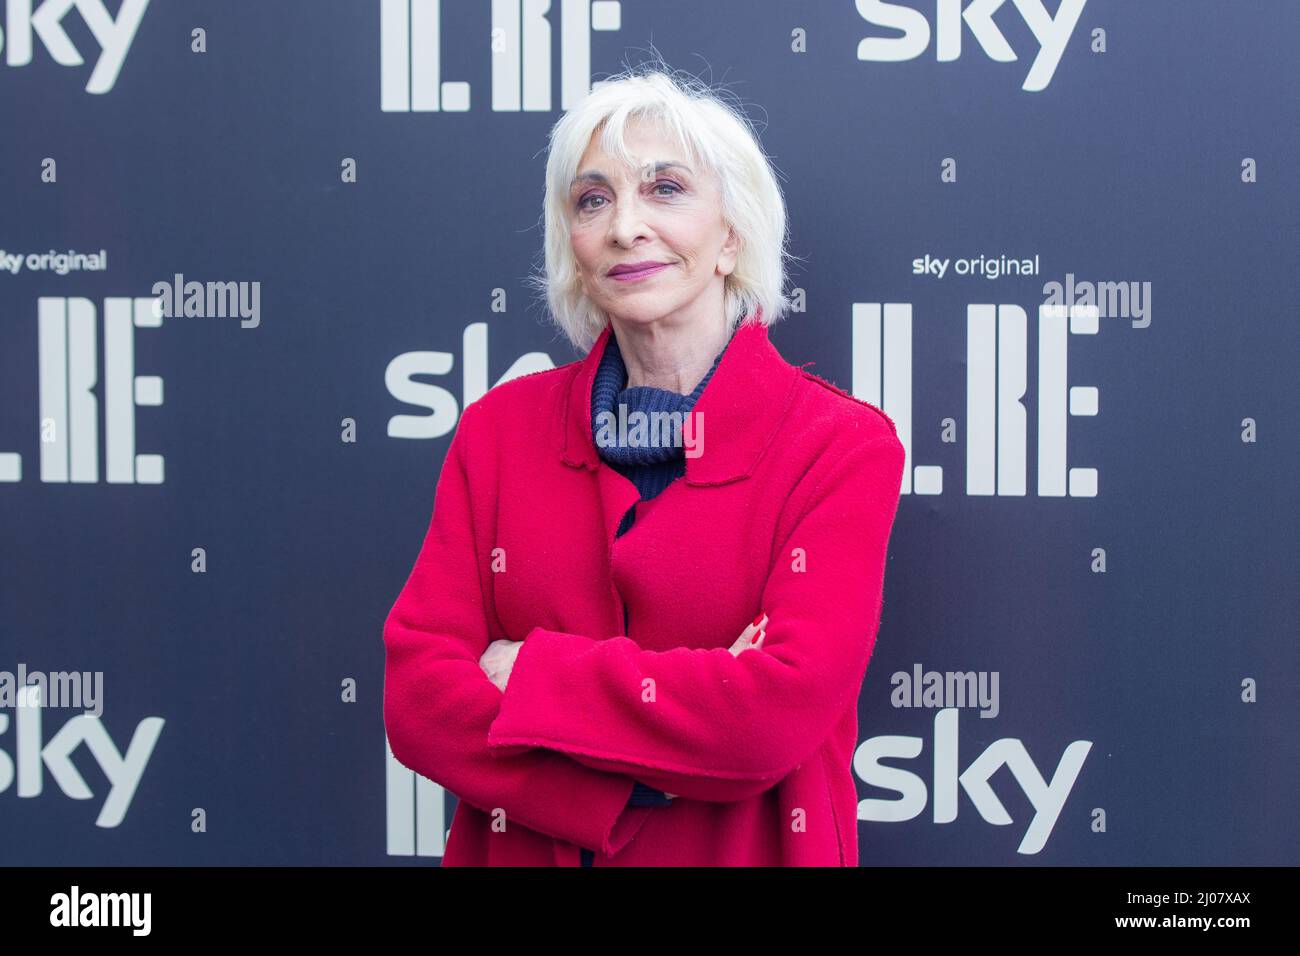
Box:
[608,195,651,243]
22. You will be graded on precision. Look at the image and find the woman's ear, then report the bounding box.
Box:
[717,223,741,277]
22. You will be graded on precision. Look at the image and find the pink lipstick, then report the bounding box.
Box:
[608,261,670,282]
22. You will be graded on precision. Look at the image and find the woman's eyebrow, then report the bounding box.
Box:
[570,162,694,190]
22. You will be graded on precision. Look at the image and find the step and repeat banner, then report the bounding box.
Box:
[1,1,1295,866]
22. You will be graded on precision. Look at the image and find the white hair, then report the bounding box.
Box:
[524,59,797,353]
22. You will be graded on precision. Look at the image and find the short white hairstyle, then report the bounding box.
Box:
[525,60,796,353]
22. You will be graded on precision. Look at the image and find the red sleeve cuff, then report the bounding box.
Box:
[487,625,598,751]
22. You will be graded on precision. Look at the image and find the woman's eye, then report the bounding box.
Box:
[579,182,681,211]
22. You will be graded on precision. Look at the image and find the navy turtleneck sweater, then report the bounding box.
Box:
[586,324,737,825]
[591,324,737,515]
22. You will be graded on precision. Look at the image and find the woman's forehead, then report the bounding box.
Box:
[587,117,696,165]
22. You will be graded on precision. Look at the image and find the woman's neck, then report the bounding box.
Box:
[614,317,732,394]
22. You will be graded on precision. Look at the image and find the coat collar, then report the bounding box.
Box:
[561,310,800,486]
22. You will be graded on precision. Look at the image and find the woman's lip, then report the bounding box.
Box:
[609,263,670,282]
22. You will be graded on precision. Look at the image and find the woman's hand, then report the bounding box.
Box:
[728,612,767,657]
[479,639,523,693]
[661,614,767,802]
[481,617,768,793]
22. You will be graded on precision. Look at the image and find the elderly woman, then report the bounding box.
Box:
[382,67,905,866]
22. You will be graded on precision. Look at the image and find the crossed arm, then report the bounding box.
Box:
[383,401,905,850]
[382,403,651,856]
[484,433,906,802]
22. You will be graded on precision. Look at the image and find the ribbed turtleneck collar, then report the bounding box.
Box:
[591,325,736,469]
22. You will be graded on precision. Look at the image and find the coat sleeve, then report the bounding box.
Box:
[382,401,653,857]
[485,428,906,803]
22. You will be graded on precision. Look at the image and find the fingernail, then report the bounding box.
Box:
[752,612,765,627]
[751,629,764,644]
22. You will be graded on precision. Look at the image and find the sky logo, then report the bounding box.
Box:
[0,0,151,94]
[856,0,1088,92]
[0,685,164,828]
[856,707,1092,855]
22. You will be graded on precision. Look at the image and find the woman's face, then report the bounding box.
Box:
[567,119,739,333]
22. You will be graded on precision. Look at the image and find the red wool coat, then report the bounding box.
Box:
[382,318,905,866]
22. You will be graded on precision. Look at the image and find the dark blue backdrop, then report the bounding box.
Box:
[1,0,1296,865]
